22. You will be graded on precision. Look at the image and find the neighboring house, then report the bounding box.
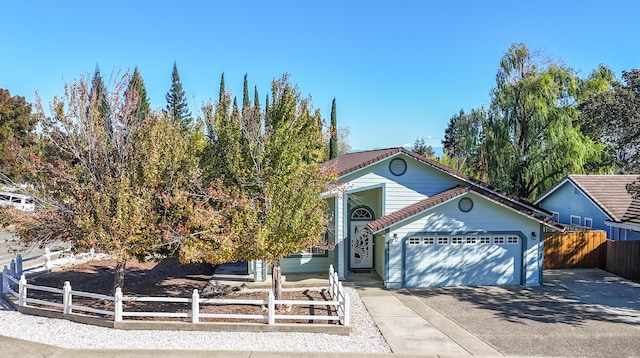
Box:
[278,147,562,288]
[535,175,640,240]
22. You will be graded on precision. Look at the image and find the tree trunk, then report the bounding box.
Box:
[271,260,282,307]
[113,257,127,294]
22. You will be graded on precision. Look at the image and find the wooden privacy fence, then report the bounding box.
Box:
[607,240,640,280]
[543,230,607,269]
[2,264,350,327]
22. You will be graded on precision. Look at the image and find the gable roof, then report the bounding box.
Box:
[536,174,637,221]
[322,147,468,179]
[620,198,640,227]
[322,147,547,215]
[367,186,469,233]
[366,185,564,234]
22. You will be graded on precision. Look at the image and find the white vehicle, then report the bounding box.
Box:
[0,191,35,212]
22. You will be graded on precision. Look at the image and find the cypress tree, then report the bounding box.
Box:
[329,98,338,159]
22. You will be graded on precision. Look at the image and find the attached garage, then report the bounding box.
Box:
[404,234,523,287]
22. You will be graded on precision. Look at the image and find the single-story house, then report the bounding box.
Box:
[534,174,640,240]
[278,148,562,288]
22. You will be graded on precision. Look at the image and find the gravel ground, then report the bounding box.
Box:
[0,287,391,353]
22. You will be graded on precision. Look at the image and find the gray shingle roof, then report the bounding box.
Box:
[621,198,640,226]
[567,175,637,221]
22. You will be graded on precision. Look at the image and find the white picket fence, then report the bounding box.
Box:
[2,263,350,326]
[5,247,98,279]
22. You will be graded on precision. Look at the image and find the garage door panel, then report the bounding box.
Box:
[405,237,522,287]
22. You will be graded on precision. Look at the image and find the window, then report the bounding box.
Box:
[584,217,593,228]
[10,196,21,203]
[570,215,581,226]
[451,236,464,244]
[293,245,328,257]
[507,236,518,244]
[351,206,373,220]
[466,236,477,244]
[0,194,10,201]
[423,237,435,245]
[479,236,491,244]
[437,237,449,245]
[389,158,407,176]
[408,237,420,245]
[458,197,474,212]
[550,211,559,222]
[493,236,505,244]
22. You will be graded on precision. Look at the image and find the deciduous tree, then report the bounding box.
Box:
[190,74,333,299]
[578,68,640,173]
[2,70,210,292]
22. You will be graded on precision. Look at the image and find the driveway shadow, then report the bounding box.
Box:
[404,269,640,327]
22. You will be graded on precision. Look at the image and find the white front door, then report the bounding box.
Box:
[350,222,373,269]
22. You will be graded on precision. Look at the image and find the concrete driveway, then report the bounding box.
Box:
[403,269,640,357]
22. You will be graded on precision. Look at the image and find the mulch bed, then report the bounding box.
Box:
[22,258,338,324]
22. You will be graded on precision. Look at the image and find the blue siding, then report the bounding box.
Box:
[386,192,542,287]
[280,252,334,274]
[538,181,610,231]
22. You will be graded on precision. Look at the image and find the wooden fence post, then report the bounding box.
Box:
[192,289,200,324]
[18,275,26,306]
[268,291,275,325]
[114,288,122,322]
[63,281,72,314]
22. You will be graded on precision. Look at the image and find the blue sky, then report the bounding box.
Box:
[2,1,639,151]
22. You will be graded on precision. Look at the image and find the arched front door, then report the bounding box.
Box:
[350,206,374,269]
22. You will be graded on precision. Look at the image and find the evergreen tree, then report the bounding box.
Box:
[125,67,150,122]
[165,62,191,129]
[0,88,36,181]
[329,98,338,159]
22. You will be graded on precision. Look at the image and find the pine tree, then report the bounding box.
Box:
[329,98,338,159]
[125,67,150,122]
[165,62,191,130]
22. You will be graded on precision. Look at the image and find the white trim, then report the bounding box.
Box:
[584,217,593,228]
[341,151,547,217]
[340,151,406,181]
[370,193,456,234]
[605,220,640,232]
[550,211,560,222]
[570,215,581,226]
[536,177,616,221]
[371,190,561,235]
[534,177,571,204]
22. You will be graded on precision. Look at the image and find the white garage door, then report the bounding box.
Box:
[404,234,522,287]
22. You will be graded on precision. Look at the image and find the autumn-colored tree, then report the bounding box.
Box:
[2,70,210,292]
[191,74,333,299]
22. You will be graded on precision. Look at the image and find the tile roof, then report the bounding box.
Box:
[621,198,640,227]
[321,147,471,180]
[566,175,637,221]
[366,185,564,234]
[367,186,470,233]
